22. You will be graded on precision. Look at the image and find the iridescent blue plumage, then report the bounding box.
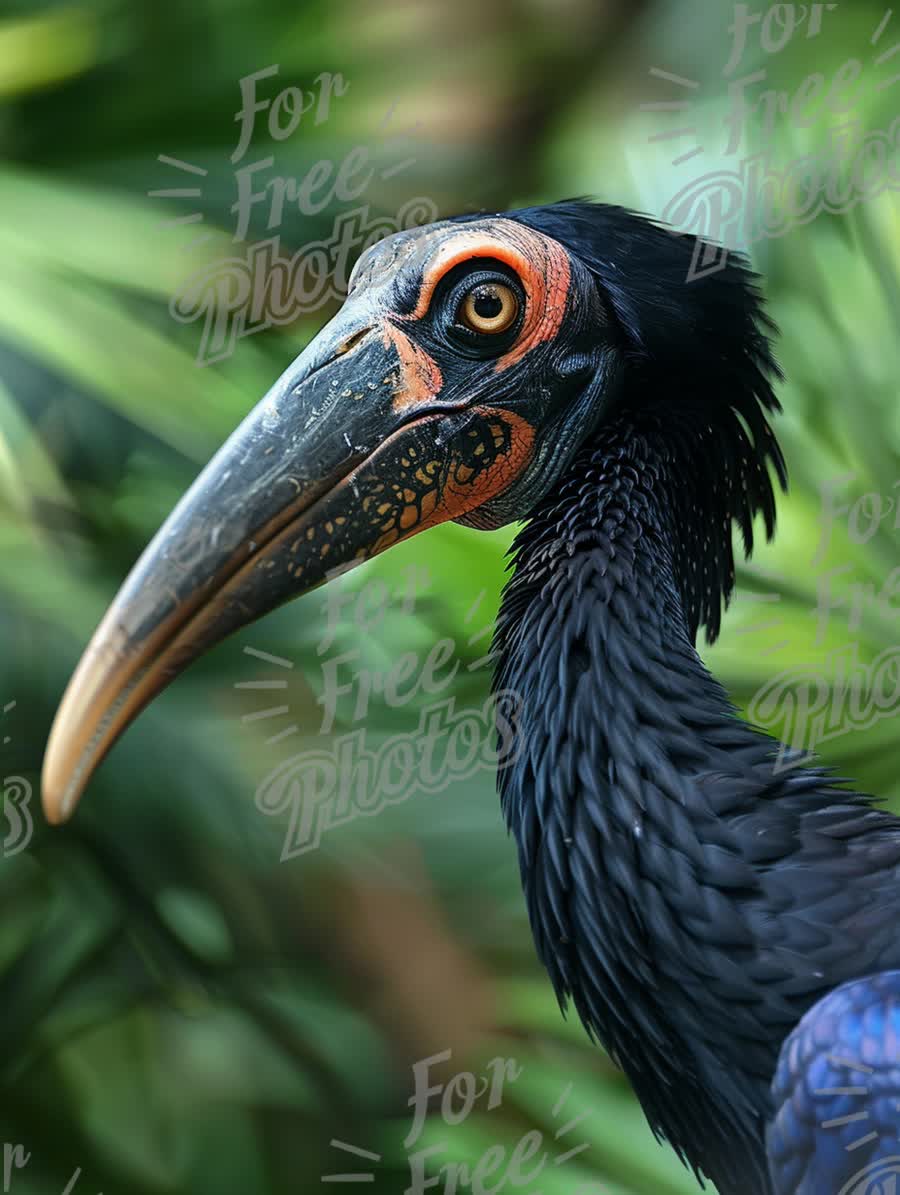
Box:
[768,972,900,1195]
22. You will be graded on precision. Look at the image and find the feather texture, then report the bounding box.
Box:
[486,203,900,1195]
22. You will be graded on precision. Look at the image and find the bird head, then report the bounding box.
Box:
[41,201,784,823]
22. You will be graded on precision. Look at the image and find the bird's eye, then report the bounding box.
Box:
[457,283,519,335]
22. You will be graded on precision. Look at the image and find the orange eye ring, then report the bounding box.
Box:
[458,283,519,334]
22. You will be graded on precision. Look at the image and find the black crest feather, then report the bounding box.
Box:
[454,200,788,643]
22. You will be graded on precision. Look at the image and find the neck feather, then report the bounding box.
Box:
[491,404,789,1192]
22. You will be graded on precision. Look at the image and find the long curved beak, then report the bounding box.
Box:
[42,310,496,824]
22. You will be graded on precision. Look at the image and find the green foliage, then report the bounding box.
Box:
[0,1,898,1192]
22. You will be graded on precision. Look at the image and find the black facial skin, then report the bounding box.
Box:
[420,253,625,531]
[41,211,629,823]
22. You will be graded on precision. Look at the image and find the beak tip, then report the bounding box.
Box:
[41,744,80,825]
[41,619,133,827]
[41,673,99,826]
[41,797,67,827]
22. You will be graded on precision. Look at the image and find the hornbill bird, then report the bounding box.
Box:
[42,202,900,1194]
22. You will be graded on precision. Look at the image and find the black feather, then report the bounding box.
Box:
[482,202,900,1195]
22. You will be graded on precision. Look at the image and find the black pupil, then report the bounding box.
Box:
[473,287,503,319]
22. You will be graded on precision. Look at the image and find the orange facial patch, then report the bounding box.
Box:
[415,407,536,530]
[404,218,571,374]
[365,408,535,554]
[283,405,536,565]
[382,321,443,412]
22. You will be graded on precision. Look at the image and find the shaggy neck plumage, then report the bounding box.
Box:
[482,203,899,1195]
[493,401,791,1195]
[488,204,804,1194]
